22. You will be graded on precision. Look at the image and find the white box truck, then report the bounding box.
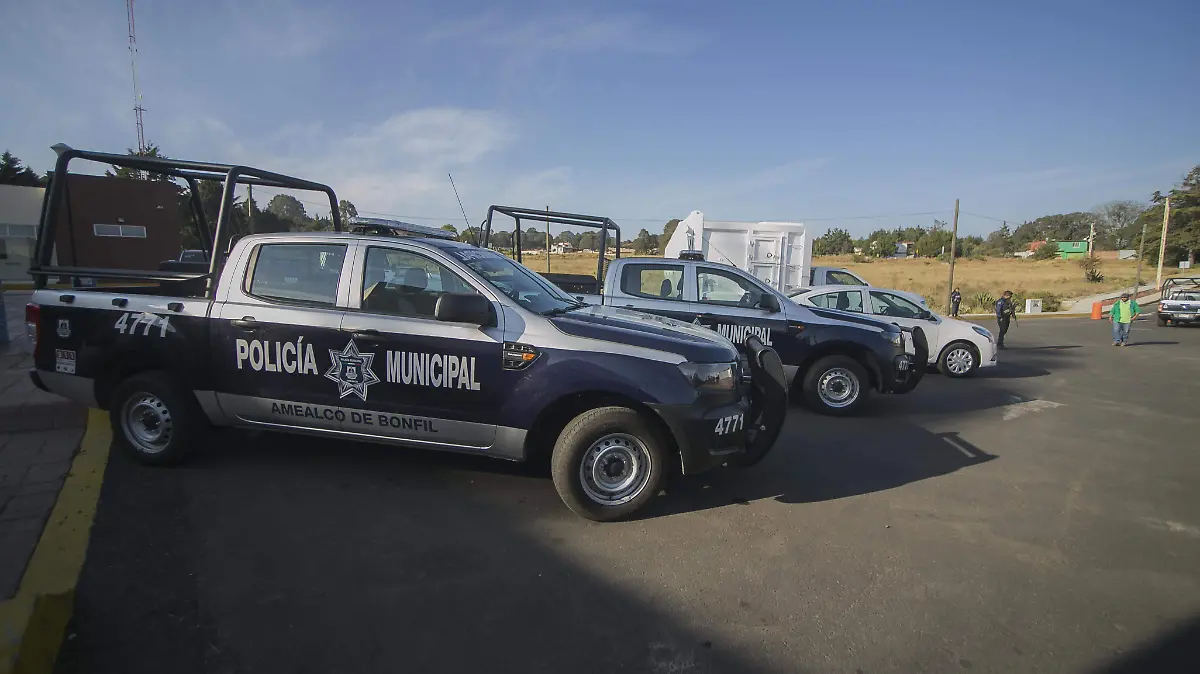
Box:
[662,211,869,294]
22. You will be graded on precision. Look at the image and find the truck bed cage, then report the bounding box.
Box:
[481,206,621,284]
[1160,277,1200,300]
[30,144,342,293]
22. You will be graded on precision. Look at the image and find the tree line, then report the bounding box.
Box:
[6,144,1194,265]
[812,164,1198,265]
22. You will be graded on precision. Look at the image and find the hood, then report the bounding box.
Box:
[802,305,903,334]
[548,305,739,363]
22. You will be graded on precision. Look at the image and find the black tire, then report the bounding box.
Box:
[1157,315,1168,327]
[550,406,667,522]
[938,341,979,378]
[801,355,870,416]
[109,371,199,466]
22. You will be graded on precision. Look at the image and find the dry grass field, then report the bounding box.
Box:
[517,251,1177,312]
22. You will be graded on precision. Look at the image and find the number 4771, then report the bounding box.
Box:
[114,312,170,338]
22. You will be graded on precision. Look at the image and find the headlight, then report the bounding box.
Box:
[972,325,994,342]
[882,330,903,347]
[677,362,736,390]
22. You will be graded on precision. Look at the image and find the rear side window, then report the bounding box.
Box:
[247,243,347,306]
[620,264,685,300]
[811,290,863,312]
[826,270,864,286]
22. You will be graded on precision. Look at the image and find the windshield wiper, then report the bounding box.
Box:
[542,302,587,317]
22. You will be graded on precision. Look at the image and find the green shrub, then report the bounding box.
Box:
[851,254,872,264]
[970,291,996,313]
[1032,241,1059,260]
[1079,256,1105,283]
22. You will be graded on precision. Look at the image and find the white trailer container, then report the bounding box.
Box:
[663,211,816,294]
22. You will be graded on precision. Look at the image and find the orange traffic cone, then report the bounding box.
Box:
[1091,302,1102,320]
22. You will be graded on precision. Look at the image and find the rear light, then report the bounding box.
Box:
[25,303,39,347]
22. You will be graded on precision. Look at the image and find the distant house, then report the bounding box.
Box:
[1055,241,1088,259]
[894,241,916,258]
[551,241,576,254]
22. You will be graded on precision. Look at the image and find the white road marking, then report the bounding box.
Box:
[1139,518,1200,539]
[943,436,976,457]
[1001,398,1065,421]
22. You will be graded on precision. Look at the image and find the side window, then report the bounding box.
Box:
[360,247,477,319]
[697,268,761,307]
[826,270,864,286]
[870,291,923,319]
[619,264,685,300]
[247,243,347,306]
[811,291,862,312]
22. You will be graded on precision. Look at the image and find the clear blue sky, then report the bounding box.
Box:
[2,0,1196,237]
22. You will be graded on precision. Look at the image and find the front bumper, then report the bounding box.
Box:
[651,337,788,475]
[650,398,752,475]
[883,328,928,394]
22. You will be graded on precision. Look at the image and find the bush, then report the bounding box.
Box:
[970,291,996,313]
[1079,256,1105,283]
[1032,241,1059,260]
[1011,290,1063,313]
[851,254,872,264]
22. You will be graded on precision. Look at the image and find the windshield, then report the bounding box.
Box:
[443,247,583,315]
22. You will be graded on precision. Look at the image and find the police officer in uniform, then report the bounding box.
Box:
[950,287,962,317]
[994,290,1015,349]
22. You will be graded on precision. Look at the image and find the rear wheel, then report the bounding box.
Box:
[938,342,978,378]
[1158,315,1168,326]
[109,372,198,466]
[550,407,666,521]
[801,355,869,416]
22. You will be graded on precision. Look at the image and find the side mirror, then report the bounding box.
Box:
[757,293,781,313]
[921,309,936,321]
[434,293,492,326]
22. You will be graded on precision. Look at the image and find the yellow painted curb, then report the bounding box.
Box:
[0,409,110,674]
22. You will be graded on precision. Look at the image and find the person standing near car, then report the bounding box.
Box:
[950,287,962,317]
[1110,291,1141,346]
[995,290,1015,348]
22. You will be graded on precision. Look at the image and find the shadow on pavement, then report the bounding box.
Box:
[644,416,996,518]
[1092,612,1200,674]
[56,433,786,674]
[1121,341,1179,347]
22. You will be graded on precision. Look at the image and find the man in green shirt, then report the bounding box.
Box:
[1110,292,1141,346]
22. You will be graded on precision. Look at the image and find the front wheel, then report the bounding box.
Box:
[801,355,870,416]
[109,372,199,466]
[550,407,666,521]
[938,342,979,378]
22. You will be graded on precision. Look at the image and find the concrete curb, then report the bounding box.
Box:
[0,409,110,674]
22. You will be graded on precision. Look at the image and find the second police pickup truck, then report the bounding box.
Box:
[483,207,928,416]
[25,146,787,522]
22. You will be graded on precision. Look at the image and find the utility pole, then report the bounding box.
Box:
[1155,197,1171,290]
[1088,218,1096,258]
[545,206,551,273]
[945,198,960,312]
[1133,213,1150,296]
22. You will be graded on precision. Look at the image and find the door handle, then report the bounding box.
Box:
[231,317,260,330]
[347,328,383,340]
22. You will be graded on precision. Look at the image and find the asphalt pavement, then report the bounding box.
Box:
[56,317,1200,674]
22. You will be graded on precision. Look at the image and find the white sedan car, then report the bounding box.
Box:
[789,285,997,377]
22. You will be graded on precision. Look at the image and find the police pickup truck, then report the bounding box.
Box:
[481,207,927,416]
[26,147,787,522]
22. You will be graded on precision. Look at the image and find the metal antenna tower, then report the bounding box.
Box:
[126,0,146,153]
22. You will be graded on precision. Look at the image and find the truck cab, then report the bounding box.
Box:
[594,256,927,415]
